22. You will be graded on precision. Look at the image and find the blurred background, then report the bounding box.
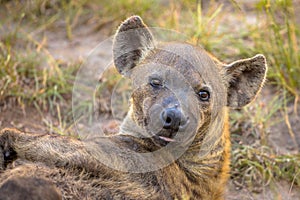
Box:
[0,0,299,199]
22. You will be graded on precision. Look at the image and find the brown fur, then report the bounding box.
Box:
[0,16,267,200]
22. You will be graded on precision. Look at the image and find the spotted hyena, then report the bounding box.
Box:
[0,16,267,200]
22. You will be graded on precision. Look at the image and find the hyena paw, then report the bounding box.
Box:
[0,128,18,169]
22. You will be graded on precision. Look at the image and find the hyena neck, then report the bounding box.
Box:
[178,108,229,176]
[119,107,229,177]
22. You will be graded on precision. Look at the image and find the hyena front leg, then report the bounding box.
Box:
[0,128,99,172]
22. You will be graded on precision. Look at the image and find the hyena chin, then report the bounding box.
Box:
[0,16,267,200]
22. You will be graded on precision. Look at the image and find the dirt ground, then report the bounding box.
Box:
[0,2,300,199]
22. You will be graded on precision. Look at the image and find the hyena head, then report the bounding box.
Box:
[113,16,267,149]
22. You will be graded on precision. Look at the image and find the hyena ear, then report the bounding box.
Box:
[224,54,267,108]
[113,15,155,77]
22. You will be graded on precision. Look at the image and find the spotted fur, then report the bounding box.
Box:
[0,16,267,200]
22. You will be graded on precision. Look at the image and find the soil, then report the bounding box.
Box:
[0,1,300,199]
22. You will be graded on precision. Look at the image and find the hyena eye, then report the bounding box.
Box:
[198,90,210,101]
[150,78,163,88]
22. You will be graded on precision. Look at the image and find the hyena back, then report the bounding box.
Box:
[0,16,267,200]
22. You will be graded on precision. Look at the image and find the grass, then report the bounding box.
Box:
[231,144,300,192]
[230,90,300,191]
[230,93,284,144]
[0,2,79,132]
[227,1,300,191]
[254,0,300,97]
[0,0,299,195]
[0,34,79,110]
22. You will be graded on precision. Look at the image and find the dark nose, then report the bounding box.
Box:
[160,107,186,130]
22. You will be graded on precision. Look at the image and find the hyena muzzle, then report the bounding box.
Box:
[0,16,267,200]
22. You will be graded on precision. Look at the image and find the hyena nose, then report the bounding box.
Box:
[160,107,187,130]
